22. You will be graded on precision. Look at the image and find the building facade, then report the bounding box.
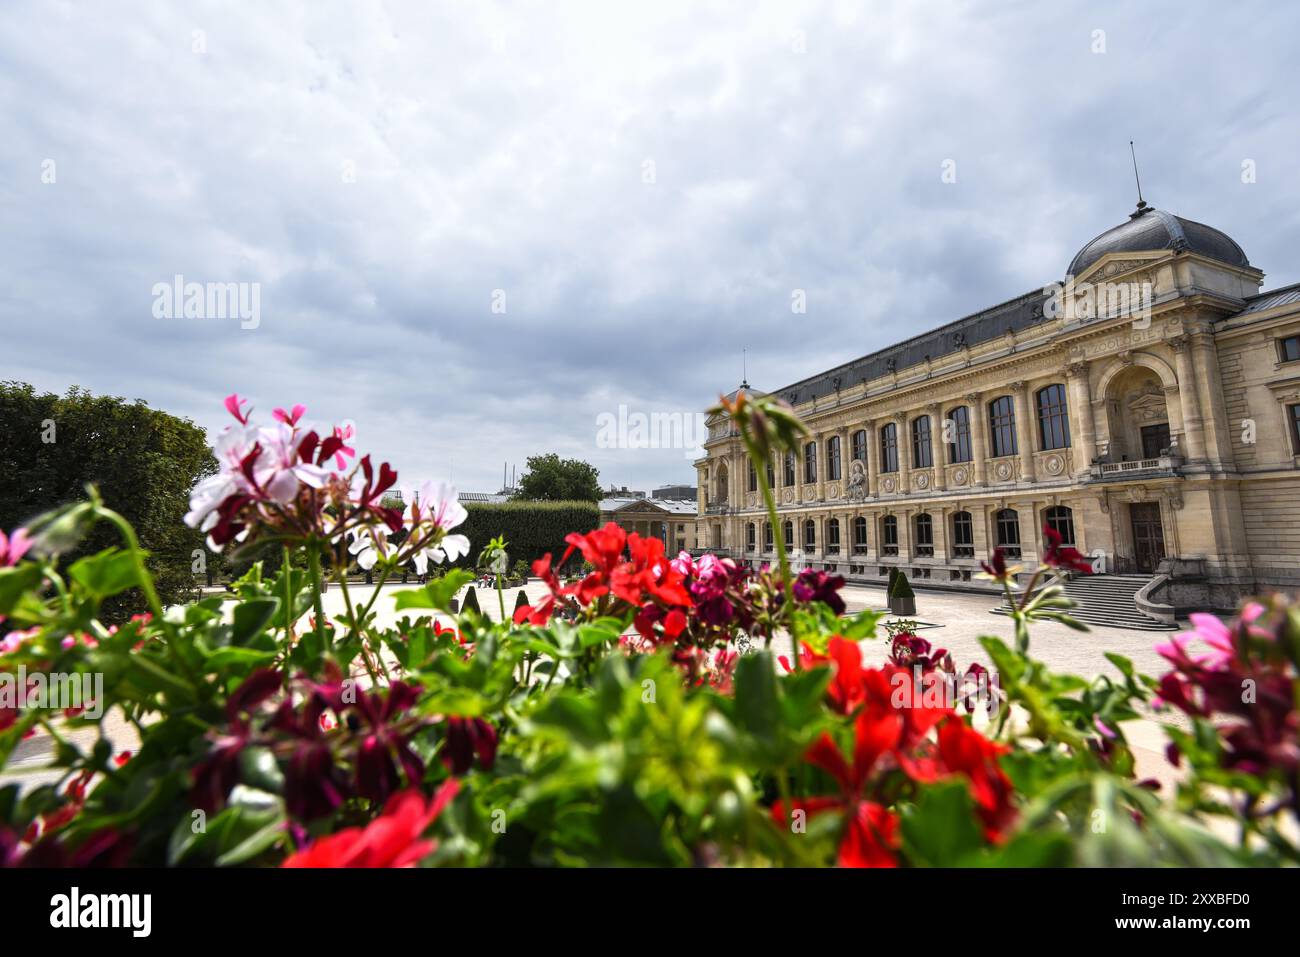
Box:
[695,203,1300,616]
[600,495,699,555]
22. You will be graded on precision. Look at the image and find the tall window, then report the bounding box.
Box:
[853,516,868,553]
[1044,505,1076,546]
[766,458,775,490]
[995,508,1021,558]
[1279,335,1300,363]
[881,515,899,555]
[947,406,972,463]
[828,435,842,480]
[747,462,757,492]
[989,396,1018,458]
[911,415,933,468]
[1291,404,1300,454]
[784,451,796,487]
[763,522,774,551]
[1036,384,1071,451]
[880,423,899,473]
[803,519,816,550]
[914,513,934,556]
[852,429,867,465]
[804,442,818,484]
[951,511,974,558]
[827,518,841,553]
[746,522,756,551]
[782,520,794,548]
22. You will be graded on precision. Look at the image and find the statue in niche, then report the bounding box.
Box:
[846,459,867,502]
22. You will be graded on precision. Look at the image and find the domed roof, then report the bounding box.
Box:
[1068,202,1251,277]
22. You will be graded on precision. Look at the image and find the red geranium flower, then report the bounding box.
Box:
[1042,525,1093,575]
[899,716,1017,842]
[281,779,460,868]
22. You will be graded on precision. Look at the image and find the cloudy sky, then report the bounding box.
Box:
[3,0,1298,496]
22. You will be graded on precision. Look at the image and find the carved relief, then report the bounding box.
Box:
[1043,454,1065,476]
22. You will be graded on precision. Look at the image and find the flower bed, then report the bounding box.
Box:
[0,392,1296,867]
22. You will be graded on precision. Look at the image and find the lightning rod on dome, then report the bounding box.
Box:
[1129,140,1148,215]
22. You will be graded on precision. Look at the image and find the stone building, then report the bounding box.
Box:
[600,495,699,555]
[695,202,1300,620]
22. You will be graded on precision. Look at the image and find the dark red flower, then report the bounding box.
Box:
[1042,525,1093,574]
[442,716,498,774]
[793,568,846,615]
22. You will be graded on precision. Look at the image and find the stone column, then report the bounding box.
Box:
[966,392,988,487]
[865,420,879,497]
[1190,327,1235,469]
[898,507,913,563]
[896,413,911,494]
[927,403,946,490]
[933,505,948,561]
[1170,336,1207,462]
[840,426,852,490]
[1066,361,1096,476]
[1011,381,1036,482]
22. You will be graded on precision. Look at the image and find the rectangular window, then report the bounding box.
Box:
[912,417,933,468]
[1279,335,1300,364]
[880,424,899,473]
[947,407,972,464]
[1290,404,1300,454]
[804,442,817,484]
[853,517,867,552]
[828,436,842,480]
[852,429,867,465]
[989,396,1018,459]
[952,512,974,558]
[1036,384,1071,451]
[784,452,796,487]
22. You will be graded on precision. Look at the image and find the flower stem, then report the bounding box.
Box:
[741,433,797,668]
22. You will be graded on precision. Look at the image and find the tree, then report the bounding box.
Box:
[512,453,602,503]
[0,381,216,620]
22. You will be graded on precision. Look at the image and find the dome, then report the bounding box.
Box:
[1067,202,1251,277]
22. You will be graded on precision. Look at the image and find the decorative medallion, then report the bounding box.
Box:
[995,461,1013,481]
[829,483,840,499]
[882,478,896,494]
[952,467,968,486]
[1044,454,1064,476]
[783,490,794,504]
[915,473,929,490]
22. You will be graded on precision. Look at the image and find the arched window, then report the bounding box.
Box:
[880,423,899,473]
[947,406,972,463]
[747,461,757,493]
[995,508,1021,557]
[911,416,933,469]
[766,458,775,490]
[782,520,794,548]
[746,522,756,551]
[804,442,818,484]
[853,516,868,553]
[1036,384,1071,451]
[914,513,934,556]
[1044,505,1076,546]
[783,451,796,487]
[882,515,898,556]
[852,429,868,465]
[763,521,774,552]
[827,518,841,554]
[803,519,816,550]
[988,396,1018,458]
[951,511,974,558]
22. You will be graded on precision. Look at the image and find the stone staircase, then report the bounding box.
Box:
[995,573,1177,631]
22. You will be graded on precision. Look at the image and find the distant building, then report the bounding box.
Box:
[652,484,696,501]
[604,484,647,499]
[599,495,699,555]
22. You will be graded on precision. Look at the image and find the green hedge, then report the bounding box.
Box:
[453,500,601,572]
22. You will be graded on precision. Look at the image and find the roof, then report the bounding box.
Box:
[762,205,1262,407]
[1232,281,1300,317]
[768,288,1046,406]
[1068,204,1251,277]
[457,492,510,504]
[599,497,698,515]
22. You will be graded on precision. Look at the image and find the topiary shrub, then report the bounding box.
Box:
[461,585,481,616]
[513,588,529,618]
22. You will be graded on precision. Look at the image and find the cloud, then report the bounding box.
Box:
[2,0,1297,495]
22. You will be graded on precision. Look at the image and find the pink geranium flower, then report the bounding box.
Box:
[0,527,33,567]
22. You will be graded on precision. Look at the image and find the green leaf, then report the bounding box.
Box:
[530,694,609,747]
[0,564,44,615]
[231,597,280,645]
[733,652,779,741]
[901,780,985,866]
[68,547,141,600]
[392,570,474,612]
